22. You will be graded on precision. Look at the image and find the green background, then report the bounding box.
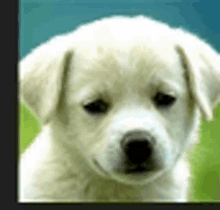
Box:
[19,0,220,201]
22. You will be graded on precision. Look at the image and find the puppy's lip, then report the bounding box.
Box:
[93,159,108,175]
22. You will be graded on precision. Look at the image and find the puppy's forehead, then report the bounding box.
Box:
[72,44,183,91]
[70,17,184,92]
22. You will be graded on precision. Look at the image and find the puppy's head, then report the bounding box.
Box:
[19,16,220,185]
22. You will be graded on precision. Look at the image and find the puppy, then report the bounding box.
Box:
[19,15,220,202]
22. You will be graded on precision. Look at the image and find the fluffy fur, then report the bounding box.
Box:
[19,15,220,202]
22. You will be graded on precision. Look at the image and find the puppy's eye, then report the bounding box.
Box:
[84,99,109,114]
[153,92,176,108]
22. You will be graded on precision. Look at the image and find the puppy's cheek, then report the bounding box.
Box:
[87,143,116,177]
[155,144,174,169]
[91,135,123,173]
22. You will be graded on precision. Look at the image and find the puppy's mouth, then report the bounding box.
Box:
[93,158,151,175]
[93,158,161,185]
[123,164,154,174]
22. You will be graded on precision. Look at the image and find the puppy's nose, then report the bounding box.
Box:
[121,130,154,165]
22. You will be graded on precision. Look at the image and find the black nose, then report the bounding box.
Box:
[121,130,154,166]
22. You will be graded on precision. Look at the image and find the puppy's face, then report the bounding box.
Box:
[65,43,198,185]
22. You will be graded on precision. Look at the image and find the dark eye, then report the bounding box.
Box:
[153,92,176,108]
[84,99,109,114]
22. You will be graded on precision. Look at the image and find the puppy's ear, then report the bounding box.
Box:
[19,35,74,124]
[175,30,220,121]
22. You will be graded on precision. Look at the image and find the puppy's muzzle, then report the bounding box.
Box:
[121,130,156,173]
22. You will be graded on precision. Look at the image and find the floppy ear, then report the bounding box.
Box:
[175,30,220,121]
[19,35,74,124]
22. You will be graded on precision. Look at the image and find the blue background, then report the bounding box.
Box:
[20,0,220,57]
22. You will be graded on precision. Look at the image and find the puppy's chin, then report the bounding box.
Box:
[92,158,164,185]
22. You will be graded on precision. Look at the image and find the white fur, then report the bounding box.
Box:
[19,15,220,202]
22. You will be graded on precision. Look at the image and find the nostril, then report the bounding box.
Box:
[123,139,153,165]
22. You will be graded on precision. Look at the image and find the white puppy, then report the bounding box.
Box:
[19,15,220,202]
